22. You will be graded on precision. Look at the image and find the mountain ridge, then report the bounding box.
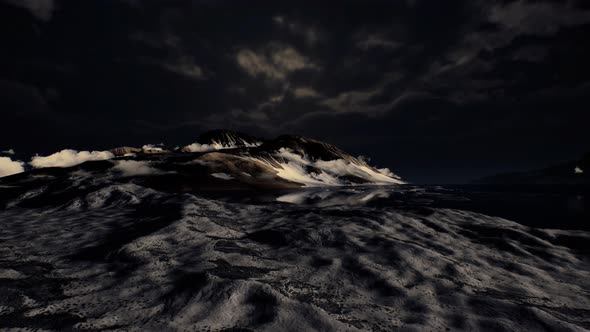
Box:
[0,130,404,188]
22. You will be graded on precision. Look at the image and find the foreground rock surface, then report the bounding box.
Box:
[0,173,589,331]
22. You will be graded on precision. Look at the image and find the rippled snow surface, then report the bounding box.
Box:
[1,182,590,331]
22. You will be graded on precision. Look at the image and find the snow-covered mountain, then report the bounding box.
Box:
[0,130,404,188]
[2,132,590,331]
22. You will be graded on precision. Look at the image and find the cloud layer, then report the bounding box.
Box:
[30,150,114,168]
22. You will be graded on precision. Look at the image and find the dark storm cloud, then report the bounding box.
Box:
[1,0,590,182]
[235,45,317,81]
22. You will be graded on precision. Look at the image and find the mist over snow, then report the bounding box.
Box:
[0,156,25,177]
[30,149,114,168]
[141,144,166,153]
[183,142,226,153]
[111,160,160,177]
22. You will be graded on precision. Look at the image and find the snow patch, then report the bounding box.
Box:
[112,160,160,176]
[30,149,114,168]
[211,173,234,180]
[0,156,25,177]
[254,148,404,187]
[575,166,584,174]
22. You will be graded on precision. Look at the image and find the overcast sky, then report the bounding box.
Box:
[1,0,589,183]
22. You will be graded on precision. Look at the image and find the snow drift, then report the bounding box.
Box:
[30,149,114,168]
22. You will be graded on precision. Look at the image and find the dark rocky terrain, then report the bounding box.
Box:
[0,132,589,331]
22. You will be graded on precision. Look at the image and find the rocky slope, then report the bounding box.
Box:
[1,130,404,189]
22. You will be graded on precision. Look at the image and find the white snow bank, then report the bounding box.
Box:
[30,149,114,168]
[253,148,404,187]
[183,139,261,153]
[0,156,25,177]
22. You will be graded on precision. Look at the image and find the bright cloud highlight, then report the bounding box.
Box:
[0,157,25,177]
[30,149,114,168]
